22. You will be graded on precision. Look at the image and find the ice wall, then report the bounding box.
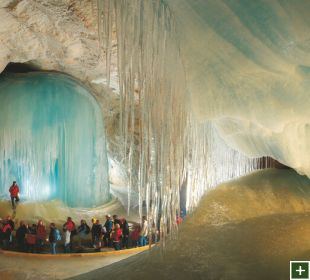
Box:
[166,0,310,176]
[0,72,110,207]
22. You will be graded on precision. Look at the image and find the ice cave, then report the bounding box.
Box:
[0,0,309,280]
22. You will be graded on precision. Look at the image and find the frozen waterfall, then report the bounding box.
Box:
[0,72,110,207]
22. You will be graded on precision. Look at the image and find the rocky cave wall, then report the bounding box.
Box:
[0,0,125,187]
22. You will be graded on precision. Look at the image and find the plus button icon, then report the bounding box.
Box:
[296,266,306,276]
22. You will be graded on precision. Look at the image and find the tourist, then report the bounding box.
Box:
[9,181,20,210]
[48,223,61,255]
[121,218,129,249]
[90,218,97,246]
[6,215,15,231]
[77,219,90,247]
[49,223,57,254]
[64,225,71,253]
[113,214,122,228]
[25,224,36,253]
[92,219,104,252]
[103,214,113,247]
[16,221,28,252]
[63,217,76,251]
[131,225,140,248]
[36,220,47,252]
[139,216,148,247]
[111,223,122,250]
[1,218,13,249]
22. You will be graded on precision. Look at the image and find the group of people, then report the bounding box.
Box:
[2,181,185,255]
[0,214,152,255]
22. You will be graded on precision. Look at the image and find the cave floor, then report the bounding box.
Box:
[0,247,149,280]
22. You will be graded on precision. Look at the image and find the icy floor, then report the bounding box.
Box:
[70,169,310,280]
[2,169,310,280]
[0,251,143,280]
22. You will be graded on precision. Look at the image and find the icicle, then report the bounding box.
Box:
[96,0,266,241]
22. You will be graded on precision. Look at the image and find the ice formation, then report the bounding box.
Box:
[0,72,109,207]
[96,0,275,236]
[166,0,310,175]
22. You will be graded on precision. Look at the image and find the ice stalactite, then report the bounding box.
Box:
[97,0,271,238]
[184,120,264,213]
[0,72,110,208]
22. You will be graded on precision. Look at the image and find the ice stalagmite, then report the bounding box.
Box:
[0,72,110,207]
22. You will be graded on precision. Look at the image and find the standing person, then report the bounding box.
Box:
[9,181,20,210]
[16,221,28,252]
[6,216,15,231]
[139,216,148,247]
[1,218,13,249]
[90,218,97,247]
[113,215,122,228]
[36,220,47,253]
[131,225,140,248]
[63,217,76,251]
[92,219,103,252]
[77,219,90,247]
[103,215,113,247]
[49,223,57,254]
[25,224,36,253]
[111,223,122,251]
[121,218,129,249]
[63,225,71,253]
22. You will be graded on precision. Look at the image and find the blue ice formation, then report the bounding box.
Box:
[0,72,110,207]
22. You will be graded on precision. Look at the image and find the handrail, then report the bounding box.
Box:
[0,245,154,258]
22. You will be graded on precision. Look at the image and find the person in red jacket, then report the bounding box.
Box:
[111,223,122,250]
[9,181,20,209]
[131,225,140,248]
[63,217,76,251]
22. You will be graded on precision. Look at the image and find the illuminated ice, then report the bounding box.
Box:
[0,72,110,207]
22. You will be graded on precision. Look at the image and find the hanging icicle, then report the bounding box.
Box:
[96,0,273,241]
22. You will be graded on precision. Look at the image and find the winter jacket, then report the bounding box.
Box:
[122,221,129,236]
[131,229,140,241]
[112,228,122,242]
[49,228,57,243]
[2,223,12,240]
[37,224,47,240]
[104,220,113,233]
[9,185,19,197]
[78,223,90,234]
[92,223,103,238]
[63,220,75,232]
[16,225,28,241]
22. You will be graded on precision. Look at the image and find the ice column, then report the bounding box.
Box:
[0,72,110,207]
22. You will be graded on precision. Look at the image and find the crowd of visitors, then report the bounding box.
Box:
[0,214,156,254]
[0,181,185,255]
